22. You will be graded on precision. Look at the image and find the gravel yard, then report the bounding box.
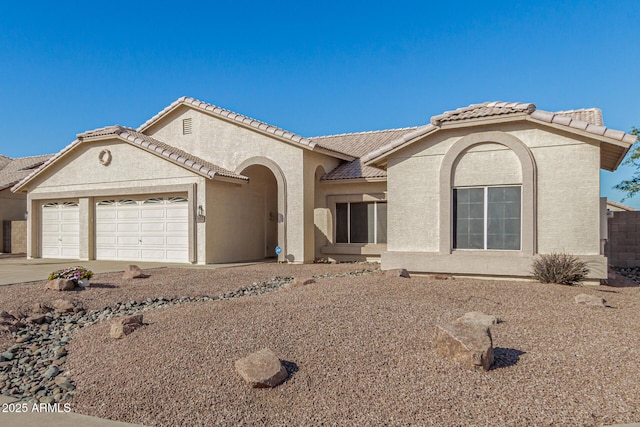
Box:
[2,263,640,426]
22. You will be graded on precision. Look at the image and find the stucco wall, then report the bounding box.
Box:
[205,167,277,263]
[383,122,605,278]
[146,107,314,262]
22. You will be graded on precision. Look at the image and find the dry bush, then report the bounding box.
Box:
[531,252,589,285]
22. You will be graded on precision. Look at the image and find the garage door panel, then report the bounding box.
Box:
[117,210,140,219]
[61,211,79,221]
[96,248,117,258]
[141,223,165,232]
[117,223,139,233]
[96,195,189,262]
[61,223,79,233]
[96,223,117,233]
[96,236,117,245]
[96,210,117,220]
[117,236,140,246]
[166,209,187,219]
[142,236,165,245]
[141,209,165,219]
[41,202,79,259]
[117,249,141,259]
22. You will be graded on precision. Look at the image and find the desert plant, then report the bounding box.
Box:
[48,266,94,284]
[531,252,589,285]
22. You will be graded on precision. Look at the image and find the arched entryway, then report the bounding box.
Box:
[236,157,287,261]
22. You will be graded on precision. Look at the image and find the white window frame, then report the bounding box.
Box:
[452,185,522,251]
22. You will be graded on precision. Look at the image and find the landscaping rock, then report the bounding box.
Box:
[122,265,149,280]
[290,277,316,288]
[235,348,288,388]
[384,268,411,278]
[31,303,53,314]
[574,293,606,307]
[46,279,76,291]
[434,321,494,371]
[26,314,51,325]
[457,312,502,328]
[110,314,144,339]
[52,299,75,313]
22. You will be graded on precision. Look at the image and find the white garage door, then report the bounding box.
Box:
[41,201,80,259]
[95,195,189,262]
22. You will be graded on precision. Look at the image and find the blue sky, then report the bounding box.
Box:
[1,1,639,205]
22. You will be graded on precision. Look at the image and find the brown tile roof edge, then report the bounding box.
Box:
[0,154,54,191]
[137,96,318,150]
[362,102,637,165]
[78,126,248,181]
[12,126,247,192]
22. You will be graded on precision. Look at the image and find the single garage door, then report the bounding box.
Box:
[41,201,80,259]
[95,195,189,262]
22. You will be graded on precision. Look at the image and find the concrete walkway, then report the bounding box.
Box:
[0,395,145,426]
[0,255,270,286]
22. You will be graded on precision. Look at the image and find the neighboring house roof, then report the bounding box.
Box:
[138,96,355,161]
[310,127,418,181]
[12,126,248,192]
[0,154,53,191]
[607,200,636,211]
[362,101,636,172]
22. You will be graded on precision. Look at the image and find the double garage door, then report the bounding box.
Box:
[41,195,189,262]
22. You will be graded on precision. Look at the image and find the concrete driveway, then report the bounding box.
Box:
[0,255,270,286]
[0,256,179,286]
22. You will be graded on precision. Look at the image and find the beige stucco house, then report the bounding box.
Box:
[12,98,635,279]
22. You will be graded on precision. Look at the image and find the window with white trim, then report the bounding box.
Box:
[336,202,387,244]
[453,186,521,250]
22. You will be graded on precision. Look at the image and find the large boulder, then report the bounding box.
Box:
[574,294,606,307]
[457,312,502,328]
[45,279,76,291]
[52,299,76,313]
[433,321,494,371]
[110,314,144,339]
[122,265,149,280]
[235,348,288,388]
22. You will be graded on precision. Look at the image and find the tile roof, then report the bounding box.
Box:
[554,108,603,126]
[607,200,636,211]
[13,126,249,191]
[139,96,321,151]
[310,128,418,181]
[430,102,536,126]
[78,126,248,181]
[362,101,637,169]
[0,154,53,191]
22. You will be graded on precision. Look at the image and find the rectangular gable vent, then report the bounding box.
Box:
[182,118,193,135]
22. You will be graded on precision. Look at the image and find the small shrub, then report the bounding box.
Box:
[48,266,94,284]
[531,252,589,285]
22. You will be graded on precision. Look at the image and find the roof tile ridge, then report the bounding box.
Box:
[309,126,420,139]
[178,96,314,147]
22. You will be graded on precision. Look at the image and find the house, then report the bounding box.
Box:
[606,200,636,212]
[12,98,635,280]
[0,154,52,253]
